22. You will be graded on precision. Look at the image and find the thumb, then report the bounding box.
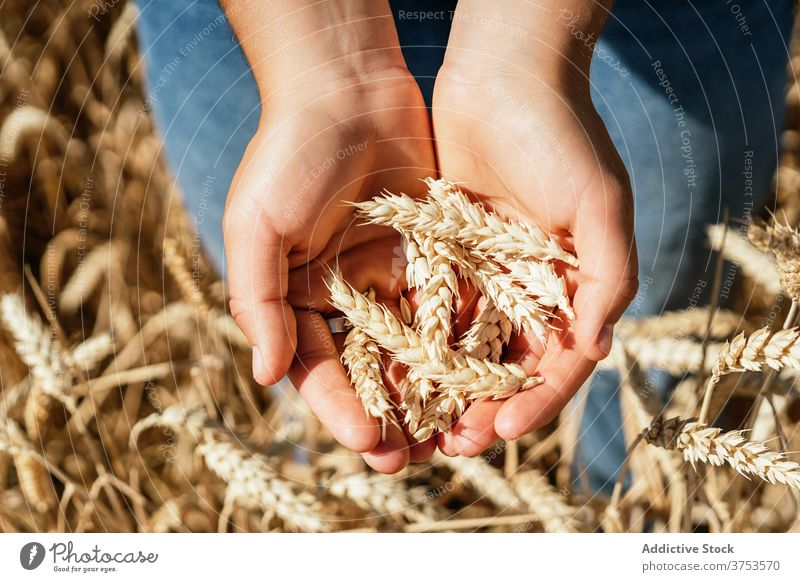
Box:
[571,170,638,361]
[225,193,297,386]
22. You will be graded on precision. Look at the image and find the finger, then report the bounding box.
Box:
[571,169,638,361]
[505,329,546,370]
[361,422,411,474]
[437,399,503,457]
[225,193,296,386]
[495,331,596,440]
[288,310,380,452]
[409,437,437,463]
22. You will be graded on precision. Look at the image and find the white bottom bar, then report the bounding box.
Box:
[1,533,799,580]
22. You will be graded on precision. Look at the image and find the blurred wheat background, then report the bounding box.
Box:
[2,0,800,533]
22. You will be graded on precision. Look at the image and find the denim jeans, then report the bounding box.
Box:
[134,0,794,492]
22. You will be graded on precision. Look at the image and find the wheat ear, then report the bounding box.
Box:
[341,326,399,434]
[71,332,115,372]
[325,472,438,523]
[405,234,459,362]
[163,238,213,318]
[432,238,550,341]
[0,293,71,397]
[402,234,460,430]
[435,452,524,511]
[644,416,800,490]
[512,470,577,533]
[597,336,722,375]
[413,307,513,440]
[198,436,328,532]
[132,405,328,532]
[357,195,556,340]
[327,272,541,398]
[506,260,573,320]
[401,370,438,438]
[747,218,800,302]
[458,305,512,363]
[712,327,800,379]
[615,307,751,341]
[707,224,782,295]
[424,177,579,267]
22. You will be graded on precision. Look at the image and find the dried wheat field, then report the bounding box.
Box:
[3,0,800,534]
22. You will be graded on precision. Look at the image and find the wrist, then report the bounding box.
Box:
[442,0,612,98]
[222,0,409,106]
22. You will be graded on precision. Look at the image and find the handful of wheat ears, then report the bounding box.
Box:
[331,183,800,495]
[329,177,576,440]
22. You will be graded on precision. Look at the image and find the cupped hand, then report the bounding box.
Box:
[224,70,439,472]
[431,66,638,456]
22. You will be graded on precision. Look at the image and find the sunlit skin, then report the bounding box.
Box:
[221,0,638,472]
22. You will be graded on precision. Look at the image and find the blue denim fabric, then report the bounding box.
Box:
[134,0,794,491]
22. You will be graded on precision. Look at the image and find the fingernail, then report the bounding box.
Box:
[252,346,263,382]
[597,323,614,356]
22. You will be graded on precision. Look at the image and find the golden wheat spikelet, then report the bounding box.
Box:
[435,452,524,512]
[644,416,800,490]
[198,436,329,532]
[458,305,512,362]
[341,326,399,434]
[0,293,72,397]
[13,451,55,513]
[162,238,213,318]
[512,470,577,533]
[424,177,578,266]
[747,218,800,301]
[131,406,328,532]
[615,307,752,341]
[713,327,800,379]
[707,224,782,295]
[325,472,438,523]
[405,233,459,363]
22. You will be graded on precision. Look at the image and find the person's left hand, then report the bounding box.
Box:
[430,62,639,457]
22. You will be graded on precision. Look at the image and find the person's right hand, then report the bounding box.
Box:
[224,67,438,472]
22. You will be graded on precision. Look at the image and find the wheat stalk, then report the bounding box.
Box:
[644,416,800,490]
